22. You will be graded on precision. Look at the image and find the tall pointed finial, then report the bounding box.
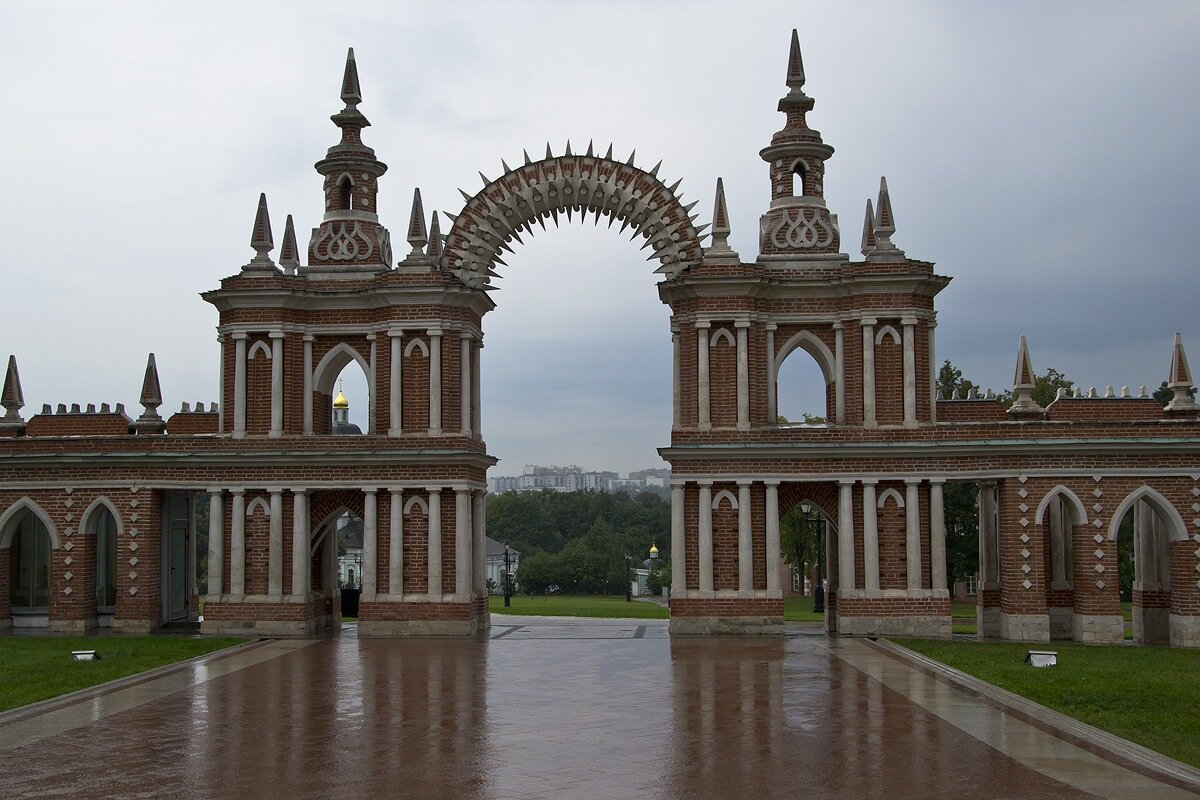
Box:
[279,214,300,274]
[860,198,876,256]
[786,28,805,89]
[427,211,443,261]
[244,193,276,270]
[133,353,167,433]
[407,188,428,255]
[1008,335,1044,416]
[874,178,895,242]
[1,355,25,429]
[341,47,362,107]
[1165,332,1199,412]
[710,178,731,249]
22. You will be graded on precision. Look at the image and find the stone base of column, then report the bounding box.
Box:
[836,613,951,638]
[837,594,952,638]
[1169,614,1200,648]
[999,612,1050,642]
[1070,613,1123,644]
[668,597,784,635]
[201,596,322,637]
[112,618,158,634]
[48,617,98,634]
[357,598,488,638]
[1048,606,1074,640]
[1133,606,1170,643]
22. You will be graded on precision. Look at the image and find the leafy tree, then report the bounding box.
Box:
[1000,366,1074,408]
[515,551,561,595]
[1153,379,1196,406]
[779,504,822,595]
[937,359,979,400]
[943,481,979,587]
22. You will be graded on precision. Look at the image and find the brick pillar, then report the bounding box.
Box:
[999,479,1049,642]
[861,480,879,593]
[362,488,377,600]
[388,330,404,436]
[427,488,442,597]
[388,489,403,596]
[670,482,685,595]
[698,481,713,593]
[291,489,309,598]
[207,489,224,596]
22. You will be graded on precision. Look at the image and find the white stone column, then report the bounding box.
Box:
[388,489,403,596]
[367,334,377,435]
[672,326,682,428]
[670,482,685,594]
[233,334,247,438]
[217,334,226,432]
[861,318,877,428]
[928,316,938,423]
[833,321,845,425]
[698,481,713,593]
[292,489,309,598]
[765,323,777,423]
[302,334,314,435]
[862,480,879,592]
[230,489,245,595]
[428,488,442,597]
[737,480,753,591]
[428,330,443,435]
[901,318,917,427]
[471,340,482,437]
[735,321,750,431]
[268,489,283,597]
[455,488,472,598]
[472,490,486,597]
[460,334,472,436]
[929,480,947,592]
[388,330,403,436]
[207,489,223,596]
[838,480,856,592]
[978,481,999,586]
[362,488,377,600]
[269,331,284,437]
[696,322,711,430]
[904,479,921,590]
[765,480,781,593]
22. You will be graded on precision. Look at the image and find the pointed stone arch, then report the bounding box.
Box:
[80,496,124,539]
[246,497,271,517]
[247,340,272,360]
[443,151,706,287]
[712,489,738,510]
[1034,485,1089,527]
[877,488,904,508]
[403,495,428,515]
[874,325,901,346]
[709,328,735,348]
[1106,486,1189,542]
[313,342,370,394]
[0,497,60,550]
[403,338,429,358]
[776,331,835,386]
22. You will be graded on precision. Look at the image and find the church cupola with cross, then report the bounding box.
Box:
[757,30,843,261]
[307,48,394,271]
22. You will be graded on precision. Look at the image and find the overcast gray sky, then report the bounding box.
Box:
[1,1,1197,474]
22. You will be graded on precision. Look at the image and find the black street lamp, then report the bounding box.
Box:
[624,553,633,602]
[812,509,825,614]
[503,542,512,608]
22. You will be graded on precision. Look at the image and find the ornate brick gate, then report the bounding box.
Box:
[1,33,1198,643]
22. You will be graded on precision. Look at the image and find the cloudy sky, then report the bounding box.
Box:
[1,1,1197,474]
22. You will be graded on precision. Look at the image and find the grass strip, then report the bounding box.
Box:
[489,595,668,619]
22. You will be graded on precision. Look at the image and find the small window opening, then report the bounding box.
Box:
[337,176,353,210]
[792,163,807,197]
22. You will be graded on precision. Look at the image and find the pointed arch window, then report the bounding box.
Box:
[338,175,353,211]
[10,514,51,610]
[93,508,118,611]
[792,162,807,197]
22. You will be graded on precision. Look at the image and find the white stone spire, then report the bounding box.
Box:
[1165,332,1199,412]
[1008,335,1044,416]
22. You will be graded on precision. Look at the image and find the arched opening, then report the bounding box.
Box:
[1034,488,1086,640]
[310,504,364,625]
[312,342,372,435]
[337,174,353,211]
[777,483,838,630]
[8,513,51,620]
[1108,487,1183,644]
[88,504,119,623]
[775,332,834,424]
[791,161,806,197]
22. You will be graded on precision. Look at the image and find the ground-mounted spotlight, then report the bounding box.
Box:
[1025,650,1057,668]
[71,650,100,662]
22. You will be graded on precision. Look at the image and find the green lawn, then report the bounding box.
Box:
[489,595,669,619]
[893,638,1200,768]
[784,596,826,622]
[0,636,245,713]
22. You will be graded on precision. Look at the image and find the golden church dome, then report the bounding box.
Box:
[333,389,349,409]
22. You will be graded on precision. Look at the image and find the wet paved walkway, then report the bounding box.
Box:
[0,616,1195,799]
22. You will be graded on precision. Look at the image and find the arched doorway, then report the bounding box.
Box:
[0,500,59,628]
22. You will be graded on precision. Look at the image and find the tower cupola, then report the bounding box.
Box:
[757,30,842,260]
[307,48,393,270]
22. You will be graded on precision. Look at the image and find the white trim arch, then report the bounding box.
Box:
[877,488,905,509]
[247,340,272,360]
[313,342,370,394]
[403,338,429,358]
[776,331,835,386]
[709,328,735,348]
[712,489,738,510]
[80,496,124,539]
[1106,486,1189,542]
[1034,485,1089,527]
[310,506,357,555]
[403,495,429,515]
[874,325,901,346]
[0,497,61,550]
[246,497,271,517]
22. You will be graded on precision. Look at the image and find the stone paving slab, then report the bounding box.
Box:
[0,618,1191,799]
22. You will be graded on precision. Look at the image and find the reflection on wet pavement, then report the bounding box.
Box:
[0,618,1190,799]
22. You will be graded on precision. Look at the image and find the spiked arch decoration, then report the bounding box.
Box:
[442,145,708,287]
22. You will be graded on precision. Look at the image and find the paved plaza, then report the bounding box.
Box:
[0,618,1196,799]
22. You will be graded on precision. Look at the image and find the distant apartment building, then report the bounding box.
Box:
[488,464,669,494]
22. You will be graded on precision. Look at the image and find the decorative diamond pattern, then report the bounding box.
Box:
[1094,519,1103,529]
[1095,549,1105,559]
[129,541,139,552]
[1192,503,1200,512]
[129,527,138,538]
[63,556,73,566]
[130,512,139,522]
[1017,488,1029,499]
[1192,487,1200,497]
[1021,564,1031,574]
[130,497,140,507]
[64,513,74,523]
[63,586,72,596]
[1020,548,1030,559]
[1093,488,1103,498]
[1018,476,1028,484]
[1095,564,1105,573]
[1019,518,1029,528]
[63,498,73,508]
[129,556,139,567]
[63,541,74,551]
[1018,503,1029,513]
[129,586,138,595]
[64,488,73,494]
[129,571,138,580]
[1096,580,1106,589]
[1092,503,1103,513]
[1093,533,1105,544]
[1093,475,1102,483]
[1022,579,1032,590]
[63,571,73,581]
[1019,533,1030,544]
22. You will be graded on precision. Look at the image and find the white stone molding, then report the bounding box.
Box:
[80,495,123,541]
[860,319,877,428]
[833,321,845,424]
[737,481,753,591]
[670,483,685,594]
[765,480,781,593]
[217,334,226,432]
[861,480,879,592]
[876,487,905,508]
[268,490,283,597]
[765,323,777,423]
[291,489,309,599]
[245,496,270,517]
[928,316,938,422]
[302,334,314,435]
[709,327,735,348]
[978,482,1000,587]
[460,334,472,436]
[246,340,272,360]
[403,338,428,357]
[230,490,246,595]
[388,331,404,436]
[1033,485,1089,526]
[455,487,472,596]
[735,323,750,430]
[472,490,486,598]
[904,479,921,590]
[403,495,428,515]
[873,325,900,346]
[207,489,224,596]
[233,334,247,438]
[312,341,371,420]
[929,480,947,591]
[389,489,403,596]
[711,489,738,510]
[428,330,443,435]
[367,335,377,435]
[696,323,711,430]
[0,497,60,551]
[672,329,682,428]
[837,480,856,592]
[471,339,482,437]
[901,318,917,427]
[270,333,284,437]
[427,488,442,596]
[362,488,377,600]
[698,482,714,593]
[1106,485,1188,542]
